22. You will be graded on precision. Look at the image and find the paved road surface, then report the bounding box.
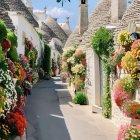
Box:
[25,77,117,140]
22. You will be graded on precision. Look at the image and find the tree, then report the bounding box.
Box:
[56,0,70,6]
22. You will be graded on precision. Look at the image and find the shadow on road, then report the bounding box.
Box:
[25,77,71,140]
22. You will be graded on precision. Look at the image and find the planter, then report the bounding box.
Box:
[127,92,133,99]
[130,119,140,126]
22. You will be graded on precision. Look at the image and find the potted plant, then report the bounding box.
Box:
[131,39,140,70]
[122,101,140,120]
[117,30,132,51]
[122,51,138,79]
[118,124,140,140]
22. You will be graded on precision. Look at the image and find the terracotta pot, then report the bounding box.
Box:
[127,92,133,99]
[130,119,140,126]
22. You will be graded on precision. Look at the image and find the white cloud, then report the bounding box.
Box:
[46,7,73,18]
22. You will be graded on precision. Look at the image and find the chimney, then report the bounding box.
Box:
[111,0,127,23]
[79,0,88,35]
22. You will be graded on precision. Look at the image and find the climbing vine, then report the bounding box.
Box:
[91,27,114,118]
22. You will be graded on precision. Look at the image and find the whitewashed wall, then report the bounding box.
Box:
[8,12,43,61]
[86,47,102,111]
[49,39,61,62]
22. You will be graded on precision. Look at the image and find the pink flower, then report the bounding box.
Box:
[20,54,28,65]
[118,125,129,140]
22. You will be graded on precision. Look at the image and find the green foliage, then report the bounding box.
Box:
[102,62,112,118]
[92,28,114,118]
[7,30,17,47]
[7,46,19,62]
[27,48,38,68]
[121,77,137,93]
[91,27,114,58]
[0,20,7,42]
[0,46,5,63]
[43,44,51,74]
[37,32,43,40]
[73,92,87,105]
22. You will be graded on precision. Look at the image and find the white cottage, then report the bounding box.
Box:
[0,0,43,61]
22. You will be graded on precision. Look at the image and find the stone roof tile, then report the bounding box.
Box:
[45,16,68,45]
[1,0,38,27]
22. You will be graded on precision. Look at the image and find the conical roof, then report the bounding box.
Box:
[59,22,72,37]
[64,26,82,48]
[65,0,111,48]
[45,16,68,45]
[41,22,57,42]
[114,0,140,44]
[0,0,15,31]
[79,0,111,48]
[1,0,38,27]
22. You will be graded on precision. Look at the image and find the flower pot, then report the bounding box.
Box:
[127,92,133,99]
[130,119,140,126]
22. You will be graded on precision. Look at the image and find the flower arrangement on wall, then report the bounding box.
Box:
[113,30,140,140]
[0,19,40,139]
[62,46,86,91]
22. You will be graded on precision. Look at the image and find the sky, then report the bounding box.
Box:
[32,0,99,31]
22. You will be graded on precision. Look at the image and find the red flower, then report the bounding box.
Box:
[81,58,86,65]
[28,41,34,49]
[1,39,11,50]
[117,62,122,69]
[27,75,32,82]
[6,112,27,137]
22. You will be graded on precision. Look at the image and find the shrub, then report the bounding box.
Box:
[43,44,51,74]
[73,92,87,105]
[0,46,5,63]
[7,46,19,62]
[91,27,114,57]
[7,30,17,47]
[0,19,7,42]
[37,32,43,40]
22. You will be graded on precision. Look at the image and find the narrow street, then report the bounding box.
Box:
[25,77,117,140]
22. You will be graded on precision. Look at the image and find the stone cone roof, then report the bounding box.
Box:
[41,22,57,42]
[79,0,111,48]
[0,0,15,31]
[1,0,38,27]
[64,0,111,48]
[59,22,72,37]
[45,16,68,45]
[64,26,82,48]
[114,0,140,44]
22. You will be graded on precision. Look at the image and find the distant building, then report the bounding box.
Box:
[0,0,43,62]
[34,9,72,73]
